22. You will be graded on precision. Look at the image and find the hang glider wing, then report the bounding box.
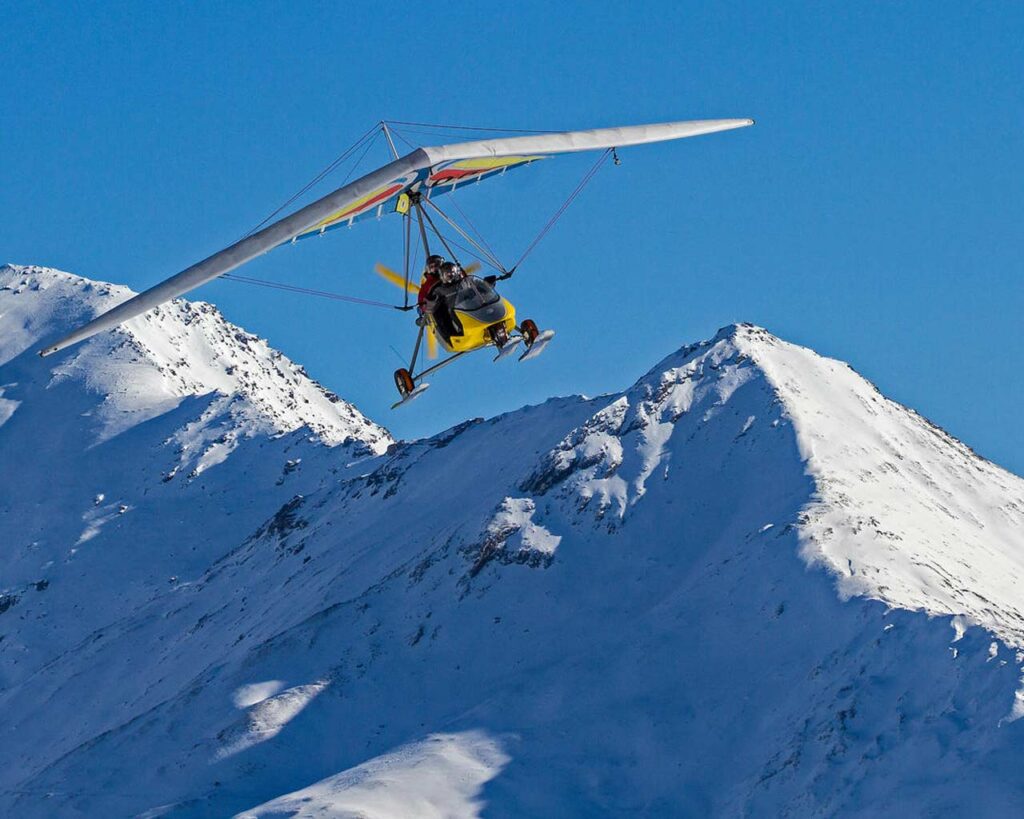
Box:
[39,118,753,357]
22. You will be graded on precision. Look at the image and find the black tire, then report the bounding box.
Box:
[490,324,509,347]
[520,319,539,346]
[394,368,414,397]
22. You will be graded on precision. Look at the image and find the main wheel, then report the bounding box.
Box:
[490,324,510,347]
[394,368,414,397]
[520,319,539,346]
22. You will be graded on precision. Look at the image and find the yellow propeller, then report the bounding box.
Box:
[374,262,419,295]
[374,261,482,294]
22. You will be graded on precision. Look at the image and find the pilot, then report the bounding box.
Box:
[417,254,446,309]
[438,260,464,285]
[422,261,463,342]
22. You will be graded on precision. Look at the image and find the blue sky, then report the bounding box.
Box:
[4,1,1023,472]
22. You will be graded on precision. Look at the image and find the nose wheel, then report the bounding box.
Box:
[394,368,414,397]
[391,367,431,408]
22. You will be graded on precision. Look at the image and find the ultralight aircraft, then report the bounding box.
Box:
[40,118,754,406]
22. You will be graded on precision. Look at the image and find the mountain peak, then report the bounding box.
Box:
[3,284,1024,816]
[0,264,390,452]
[546,318,1024,648]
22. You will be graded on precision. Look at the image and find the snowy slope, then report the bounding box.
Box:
[0,264,390,448]
[2,270,1024,817]
[748,327,1024,648]
[0,264,390,686]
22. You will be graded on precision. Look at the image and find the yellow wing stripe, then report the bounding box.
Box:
[315,181,406,230]
[445,156,545,170]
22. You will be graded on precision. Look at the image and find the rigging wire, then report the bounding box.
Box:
[380,121,400,159]
[388,344,407,365]
[413,145,615,277]
[338,129,385,189]
[387,127,535,145]
[220,272,401,310]
[392,123,613,275]
[510,148,612,271]
[426,229,495,272]
[409,226,422,284]
[388,126,418,152]
[386,123,558,148]
[382,126,494,141]
[422,196,508,272]
[402,208,411,309]
[445,193,502,266]
[384,119,560,134]
[415,201,461,264]
[217,129,402,310]
[237,123,381,241]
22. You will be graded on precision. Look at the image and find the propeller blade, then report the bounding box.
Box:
[374,262,419,295]
[427,327,438,359]
[464,261,481,275]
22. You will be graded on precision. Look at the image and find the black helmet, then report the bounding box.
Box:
[439,261,461,284]
[426,254,445,271]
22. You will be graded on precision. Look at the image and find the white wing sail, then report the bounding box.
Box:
[39,118,753,357]
[421,118,753,163]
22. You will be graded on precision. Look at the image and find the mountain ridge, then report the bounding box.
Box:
[1,263,391,451]
[2,266,1024,817]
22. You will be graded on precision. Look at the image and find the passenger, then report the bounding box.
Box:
[422,261,463,342]
[417,254,445,310]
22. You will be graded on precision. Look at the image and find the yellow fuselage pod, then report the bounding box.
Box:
[435,298,517,354]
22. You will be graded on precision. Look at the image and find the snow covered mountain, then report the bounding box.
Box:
[2,264,1024,817]
[0,265,389,684]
